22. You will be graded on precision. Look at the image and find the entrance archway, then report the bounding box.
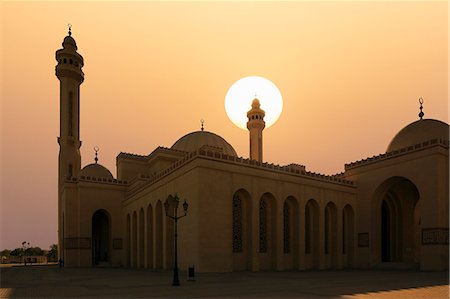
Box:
[92,209,110,265]
[373,177,420,265]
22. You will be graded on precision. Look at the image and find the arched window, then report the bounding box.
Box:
[283,202,290,253]
[325,207,329,254]
[305,205,311,254]
[259,200,267,253]
[232,196,242,252]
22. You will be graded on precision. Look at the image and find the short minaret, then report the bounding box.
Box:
[247,98,265,162]
[56,25,84,184]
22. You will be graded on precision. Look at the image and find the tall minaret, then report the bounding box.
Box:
[56,26,84,185]
[247,98,265,162]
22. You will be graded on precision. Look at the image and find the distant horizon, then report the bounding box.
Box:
[1,1,447,250]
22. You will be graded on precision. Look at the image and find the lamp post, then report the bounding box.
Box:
[22,241,30,266]
[164,194,188,286]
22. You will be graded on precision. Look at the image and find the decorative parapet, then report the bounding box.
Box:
[118,146,188,162]
[65,176,128,185]
[282,163,306,172]
[345,138,449,171]
[196,149,353,185]
[117,152,148,161]
[126,147,354,198]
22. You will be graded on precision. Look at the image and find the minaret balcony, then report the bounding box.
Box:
[56,66,84,83]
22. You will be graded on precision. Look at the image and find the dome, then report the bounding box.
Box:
[387,119,449,152]
[79,163,114,179]
[171,131,238,156]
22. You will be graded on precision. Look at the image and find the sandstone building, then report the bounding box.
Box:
[57,30,449,272]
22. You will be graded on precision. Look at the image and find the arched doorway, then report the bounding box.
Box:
[232,189,253,271]
[283,196,299,270]
[324,202,338,269]
[147,204,153,268]
[305,199,319,269]
[92,209,110,266]
[374,177,420,265]
[132,211,137,267]
[126,213,131,266]
[138,208,145,268]
[155,201,163,269]
[342,204,355,268]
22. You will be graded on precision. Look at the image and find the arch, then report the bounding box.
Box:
[155,201,163,269]
[232,188,253,271]
[146,204,153,268]
[283,196,299,270]
[305,199,319,269]
[138,208,145,268]
[164,196,175,269]
[372,177,420,266]
[132,211,137,267]
[259,192,277,270]
[324,202,338,269]
[342,204,355,268]
[92,209,110,266]
[126,214,131,266]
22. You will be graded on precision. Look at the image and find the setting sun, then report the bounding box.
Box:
[224,76,283,130]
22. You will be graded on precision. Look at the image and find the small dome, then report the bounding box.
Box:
[387,119,449,152]
[171,131,238,156]
[63,36,77,50]
[79,163,114,179]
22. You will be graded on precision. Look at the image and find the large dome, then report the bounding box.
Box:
[387,119,449,152]
[171,131,238,156]
[79,163,114,179]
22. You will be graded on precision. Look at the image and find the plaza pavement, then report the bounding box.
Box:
[0,264,448,298]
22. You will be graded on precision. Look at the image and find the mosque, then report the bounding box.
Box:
[57,30,448,272]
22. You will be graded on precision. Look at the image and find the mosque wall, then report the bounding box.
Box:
[194,157,356,272]
[344,143,449,271]
[61,182,80,267]
[122,164,200,272]
[117,157,148,181]
[77,182,126,267]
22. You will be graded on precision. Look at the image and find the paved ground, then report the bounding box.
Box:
[0,264,448,298]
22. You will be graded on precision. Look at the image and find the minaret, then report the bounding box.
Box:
[247,98,265,162]
[56,25,84,184]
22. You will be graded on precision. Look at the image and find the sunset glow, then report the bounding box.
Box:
[1,1,447,250]
[225,76,283,130]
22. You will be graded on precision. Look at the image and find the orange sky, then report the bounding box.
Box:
[1,1,448,249]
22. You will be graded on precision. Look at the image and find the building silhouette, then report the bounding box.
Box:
[57,30,449,271]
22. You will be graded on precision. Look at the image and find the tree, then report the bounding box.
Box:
[47,244,58,262]
[26,247,43,256]
[0,249,11,257]
[10,248,22,256]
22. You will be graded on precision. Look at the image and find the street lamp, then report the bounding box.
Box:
[164,194,189,286]
[22,241,30,266]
